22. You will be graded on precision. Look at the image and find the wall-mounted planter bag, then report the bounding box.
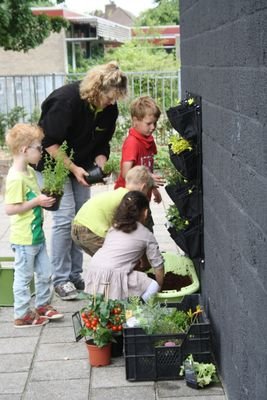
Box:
[169,147,197,180]
[168,222,202,259]
[165,182,202,219]
[167,105,198,142]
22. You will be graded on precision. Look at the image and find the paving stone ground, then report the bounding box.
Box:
[0,183,227,400]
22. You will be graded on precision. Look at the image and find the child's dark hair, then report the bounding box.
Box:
[112,190,149,233]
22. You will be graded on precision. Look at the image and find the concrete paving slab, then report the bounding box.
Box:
[90,385,156,400]
[0,372,28,395]
[24,379,89,400]
[0,395,21,400]
[0,336,38,354]
[91,366,153,388]
[157,381,225,398]
[0,308,14,322]
[159,397,226,400]
[36,342,87,361]
[30,359,89,381]
[0,321,42,338]
[0,353,33,373]
[40,326,76,344]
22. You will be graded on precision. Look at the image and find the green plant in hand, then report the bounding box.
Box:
[42,141,73,196]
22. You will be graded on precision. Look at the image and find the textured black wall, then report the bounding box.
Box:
[180,1,267,399]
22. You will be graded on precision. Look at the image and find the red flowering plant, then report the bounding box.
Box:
[80,293,126,348]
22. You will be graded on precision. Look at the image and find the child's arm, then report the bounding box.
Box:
[121,160,134,179]
[5,194,55,216]
[152,187,162,204]
[151,172,165,187]
[153,265,164,288]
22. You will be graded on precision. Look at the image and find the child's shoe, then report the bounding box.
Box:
[36,305,64,320]
[14,311,49,328]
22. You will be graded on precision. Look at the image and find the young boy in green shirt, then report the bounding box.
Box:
[5,123,64,327]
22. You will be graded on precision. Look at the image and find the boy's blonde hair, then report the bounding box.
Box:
[6,123,44,155]
[130,96,161,120]
[80,61,128,105]
[125,165,154,189]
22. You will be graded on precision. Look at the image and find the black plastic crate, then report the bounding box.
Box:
[124,294,211,381]
[124,330,184,381]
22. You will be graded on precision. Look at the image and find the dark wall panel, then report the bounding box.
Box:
[180,1,267,399]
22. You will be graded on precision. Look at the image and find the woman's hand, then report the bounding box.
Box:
[70,164,90,186]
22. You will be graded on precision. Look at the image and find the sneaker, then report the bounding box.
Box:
[54,281,78,300]
[36,305,64,320]
[14,311,50,328]
[72,279,85,291]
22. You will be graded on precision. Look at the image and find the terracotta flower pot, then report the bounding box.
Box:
[86,340,111,367]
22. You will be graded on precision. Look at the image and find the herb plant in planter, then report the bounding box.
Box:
[168,134,197,180]
[41,141,73,211]
[180,354,218,389]
[166,204,190,231]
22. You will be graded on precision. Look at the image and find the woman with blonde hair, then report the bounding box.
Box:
[34,61,128,300]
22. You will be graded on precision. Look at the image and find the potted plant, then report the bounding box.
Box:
[123,295,210,381]
[168,134,197,180]
[80,293,125,366]
[85,154,120,185]
[180,354,218,389]
[41,141,73,211]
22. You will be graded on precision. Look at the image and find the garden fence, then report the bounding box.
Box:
[0,70,181,117]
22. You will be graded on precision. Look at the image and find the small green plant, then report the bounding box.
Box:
[154,145,184,185]
[126,297,191,335]
[102,154,120,176]
[180,354,218,388]
[168,134,193,154]
[166,204,189,231]
[42,141,73,196]
[80,294,126,348]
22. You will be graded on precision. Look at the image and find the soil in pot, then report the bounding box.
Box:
[148,271,192,291]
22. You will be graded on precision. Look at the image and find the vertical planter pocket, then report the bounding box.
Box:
[167,105,198,142]
[169,147,197,180]
[165,182,202,219]
[167,220,202,259]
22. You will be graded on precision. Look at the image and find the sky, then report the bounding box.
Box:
[65,0,156,17]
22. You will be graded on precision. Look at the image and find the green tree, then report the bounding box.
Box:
[136,0,179,26]
[102,39,177,71]
[0,0,69,52]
